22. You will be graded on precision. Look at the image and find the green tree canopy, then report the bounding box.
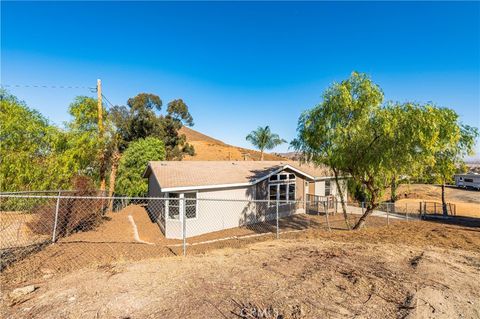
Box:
[62,96,106,179]
[292,72,470,229]
[110,93,194,160]
[0,90,73,191]
[246,126,286,161]
[115,137,166,197]
[423,108,478,214]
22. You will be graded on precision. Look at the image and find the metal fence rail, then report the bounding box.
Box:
[0,194,421,285]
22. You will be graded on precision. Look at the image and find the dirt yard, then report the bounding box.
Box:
[2,217,480,319]
[384,184,480,218]
[0,205,375,287]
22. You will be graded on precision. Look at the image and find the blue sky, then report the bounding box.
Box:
[2,1,479,156]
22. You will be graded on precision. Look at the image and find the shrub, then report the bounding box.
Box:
[116,137,166,197]
[28,176,108,238]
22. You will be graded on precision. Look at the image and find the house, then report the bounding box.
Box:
[143,161,347,239]
[454,173,480,190]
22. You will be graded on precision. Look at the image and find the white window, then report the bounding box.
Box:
[325,180,331,196]
[268,171,296,206]
[167,193,180,219]
[279,184,287,201]
[269,173,296,182]
[288,183,295,201]
[269,184,277,202]
[166,192,197,220]
[184,192,197,219]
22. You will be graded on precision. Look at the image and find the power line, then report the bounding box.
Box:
[101,93,116,108]
[2,81,117,108]
[1,84,95,91]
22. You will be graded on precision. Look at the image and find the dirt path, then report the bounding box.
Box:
[3,237,479,319]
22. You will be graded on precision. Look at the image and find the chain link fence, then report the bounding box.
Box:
[1,193,422,285]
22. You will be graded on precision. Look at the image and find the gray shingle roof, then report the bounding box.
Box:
[144,161,331,190]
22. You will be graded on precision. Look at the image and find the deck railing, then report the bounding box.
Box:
[306,194,336,214]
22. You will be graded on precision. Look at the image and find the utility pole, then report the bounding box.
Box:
[97,79,104,135]
[97,79,106,191]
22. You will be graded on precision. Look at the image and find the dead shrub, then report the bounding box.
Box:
[28,176,109,238]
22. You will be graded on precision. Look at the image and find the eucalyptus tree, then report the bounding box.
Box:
[246,126,286,161]
[106,94,195,196]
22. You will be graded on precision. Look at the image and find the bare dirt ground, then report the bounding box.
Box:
[2,220,480,319]
[385,184,480,218]
[0,206,372,287]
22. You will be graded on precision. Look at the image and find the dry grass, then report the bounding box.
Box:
[180,127,285,161]
[385,184,480,217]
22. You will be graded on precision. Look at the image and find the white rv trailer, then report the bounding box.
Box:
[454,173,480,190]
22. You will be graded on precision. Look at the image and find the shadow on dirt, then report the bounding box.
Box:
[422,215,480,228]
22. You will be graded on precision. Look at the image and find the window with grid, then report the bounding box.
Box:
[268,172,297,206]
[184,192,197,219]
[167,193,180,219]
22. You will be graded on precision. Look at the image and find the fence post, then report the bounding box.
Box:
[386,203,390,226]
[182,196,186,257]
[52,191,61,244]
[276,198,279,239]
[434,202,437,214]
[405,203,409,222]
[324,202,331,231]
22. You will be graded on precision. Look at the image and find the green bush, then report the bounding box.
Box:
[115,137,166,197]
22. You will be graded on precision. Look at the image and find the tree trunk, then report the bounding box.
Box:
[260,150,264,161]
[333,167,350,230]
[353,187,377,230]
[352,205,375,230]
[441,182,447,216]
[390,176,397,203]
[108,150,121,211]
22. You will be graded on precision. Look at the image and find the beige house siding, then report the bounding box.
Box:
[166,186,257,239]
[315,181,325,196]
[146,167,347,239]
[147,175,166,232]
[308,182,315,194]
[330,178,348,202]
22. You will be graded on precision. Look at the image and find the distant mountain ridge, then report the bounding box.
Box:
[179,126,286,161]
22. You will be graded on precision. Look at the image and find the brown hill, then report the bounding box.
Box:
[179,126,286,161]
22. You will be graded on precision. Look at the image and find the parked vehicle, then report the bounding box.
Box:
[454,173,480,190]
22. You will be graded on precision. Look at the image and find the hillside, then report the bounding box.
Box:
[179,126,286,161]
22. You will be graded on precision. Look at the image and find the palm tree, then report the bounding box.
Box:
[246,126,286,161]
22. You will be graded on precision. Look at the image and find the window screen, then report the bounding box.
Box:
[168,193,180,219]
[184,192,196,219]
[269,184,277,203]
[288,184,295,201]
[279,184,287,201]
